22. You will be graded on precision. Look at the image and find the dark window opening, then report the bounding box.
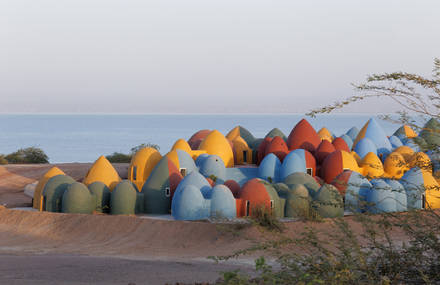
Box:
[306,168,313,176]
[422,194,426,209]
[180,168,187,177]
[165,187,171,197]
[245,200,250,216]
[133,166,137,181]
[243,150,248,163]
[270,200,274,209]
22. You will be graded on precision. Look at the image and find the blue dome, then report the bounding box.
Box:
[368,179,397,213]
[400,167,424,210]
[173,171,212,200]
[172,185,210,220]
[354,138,377,159]
[385,179,407,212]
[346,127,360,141]
[195,153,210,167]
[210,185,236,219]
[258,153,281,183]
[176,150,197,174]
[344,172,371,213]
[198,155,226,184]
[280,152,306,181]
[340,134,353,150]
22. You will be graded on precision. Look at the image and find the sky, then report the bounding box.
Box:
[1,0,439,114]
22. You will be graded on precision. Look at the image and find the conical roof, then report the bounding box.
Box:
[83,156,121,190]
[287,119,321,152]
[265,128,287,141]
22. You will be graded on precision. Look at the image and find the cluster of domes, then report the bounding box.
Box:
[33,117,440,219]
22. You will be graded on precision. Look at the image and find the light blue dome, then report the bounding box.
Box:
[198,155,226,184]
[280,152,306,181]
[172,185,209,220]
[210,185,236,219]
[368,179,397,213]
[258,153,281,183]
[354,138,377,159]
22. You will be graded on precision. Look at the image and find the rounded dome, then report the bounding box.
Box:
[265,136,288,162]
[198,130,234,168]
[383,152,407,179]
[83,156,121,190]
[312,184,344,218]
[211,185,236,219]
[354,138,377,159]
[321,150,361,184]
[258,153,281,183]
[394,146,415,162]
[280,152,306,181]
[43,175,75,212]
[224,180,241,198]
[346,127,360,141]
[188,129,211,150]
[332,137,350,152]
[171,138,193,153]
[111,181,137,215]
[284,172,320,198]
[171,185,208,220]
[257,137,272,165]
[88,181,111,213]
[285,184,310,218]
[129,147,162,191]
[360,152,384,179]
[389,135,403,149]
[340,134,354,150]
[62,182,94,214]
[166,149,197,175]
[368,179,396,213]
[265,128,287,141]
[316,140,336,164]
[174,171,212,200]
[386,179,407,212]
[198,155,226,184]
[33,166,65,210]
[317,127,333,142]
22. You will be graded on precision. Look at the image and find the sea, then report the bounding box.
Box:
[0,114,403,163]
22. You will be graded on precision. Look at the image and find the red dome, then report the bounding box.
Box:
[316,140,336,164]
[265,136,288,162]
[287,119,321,152]
[188,130,210,150]
[238,179,271,216]
[331,170,352,196]
[257,137,272,165]
[224,179,241,198]
[332,137,350,152]
[303,149,317,176]
[167,159,184,198]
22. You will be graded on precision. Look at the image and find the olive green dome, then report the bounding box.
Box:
[43,175,75,212]
[62,182,94,214]
[88,181,111,213]
[272,182,290,199]
[285,184,310,218]
[312,184,344,218]
[111,180,137,215]
[265,128,287,141]
[284,172,320,198]
[420,118,440,147]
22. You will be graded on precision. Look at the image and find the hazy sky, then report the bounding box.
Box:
[1,0,439,114]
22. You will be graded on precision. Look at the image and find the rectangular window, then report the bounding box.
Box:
[133,166,137,181]
[165,187,171,197]
[180,168,187,177]
[243,150,248,163]
[245,200,250,216]
[270,200,274,209]
[306,168,313,176]
[343,168,350,171]
[422,194,426,209]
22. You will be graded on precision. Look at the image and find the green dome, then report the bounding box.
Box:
[285,184,310,218]
[284,172,320,198]
[420,118,440,147]
[265,128,287,141]
[43,175,75,212]
[313,184,344,218]
[88,181,111,213]
[111,181,137,215]
[62,182,94,214]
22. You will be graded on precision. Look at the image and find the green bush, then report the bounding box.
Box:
[0,155,8,165]
[4,147,49,164]
[105,152,132,163]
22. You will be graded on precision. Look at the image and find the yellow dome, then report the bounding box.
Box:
[423,171,440,209]
[350,151,362,166]
[129,147,162,191]
[403,125,418,138]
[360,152,384,178]
[199,130,234,167]
[171,139,192,154]
[409,152,432,173]
[317,127,333,142]
[33,166,65,210]
[341,151,362,173]
[232,136,253,165]
[394,146,415,162]
[226,126,241,141]
[83,156,121,190]
[165,150,181,170]
[383,152,407,179]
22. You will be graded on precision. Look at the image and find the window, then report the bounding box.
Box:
[306,168,313,176]
[245,200,250,216]
[243,150,248,163]
[270,200,274,209]
[180,168,187,177]
[165,187,171,197]
[132,166,137,181]
[343,168,350,171]
[422,194,426,209]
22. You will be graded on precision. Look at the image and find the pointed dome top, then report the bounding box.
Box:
[287,119,321,152]
[318,127,333,142]
[171,139,192,153]
[353,118,392,153]
[83,156,121,190]
[265,128,287,141]
[199,130,234,168]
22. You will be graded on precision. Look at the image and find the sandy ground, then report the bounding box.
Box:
[0,163,410,284]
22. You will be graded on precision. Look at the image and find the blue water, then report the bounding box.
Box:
[0,114,402,163]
